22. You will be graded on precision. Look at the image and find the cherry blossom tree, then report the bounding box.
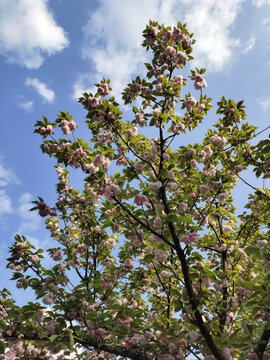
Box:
[1,21,270,360]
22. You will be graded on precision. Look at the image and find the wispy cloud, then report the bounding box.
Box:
[0,158,19,217]
[182,0,244,71]
[18,100,34,112]
[17,193,41,234]
[0,0,69,69]
[0,190,13,215]
[257,96,270,110]
[15,193,49,250]
[242,36,256,54]
[76,0,244,99]
[0,158,20,187]
[252,0,270,6]
[72,72,95,100]
[25,78,55,103]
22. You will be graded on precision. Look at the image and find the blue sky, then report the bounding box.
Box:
[0,0,270,297]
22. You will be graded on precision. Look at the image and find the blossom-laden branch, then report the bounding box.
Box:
[2,20,270,360]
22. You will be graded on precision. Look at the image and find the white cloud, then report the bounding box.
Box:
[77,0,244,99]
[182,0,244,71]
[15,193,51,250]
[0,189,13,215]
[252,0,270,6]
[0,159,19,218]
[242,36,256,54]
[18,100,34,112]
[257,96,270,110]
[0,159,20,187]
[0,0,69,69]
[26,77,55,103]
[17,193,41,233]
[72,72,95,100]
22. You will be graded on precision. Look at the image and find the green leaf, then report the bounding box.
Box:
[50,334,59,341]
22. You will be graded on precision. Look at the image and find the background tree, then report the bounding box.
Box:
[1,21,270,360]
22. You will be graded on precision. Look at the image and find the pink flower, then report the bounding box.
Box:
[154,216,162,228]
[172,75,183,86]
[180,235,189,244]
[30,254,40,263]
[223,224,232,233]
[176,339,187,347]
[61,120,71,135]
[202,277,211,287]
[186,148,196,156]
[188,330,199,341]
[248,354,258,360]
[109,183,121,195]
[134,162,144,171]
[52,250,63,261]
[69,120,76,130]
[94,154,105,167]
[149,181,162,190]
[218,192,228,202]
[184,96,197,111]
[160,270,172,277]
[179,202,187,212]
[134,194,148,206]
[88,97,99,108]
[235,164,243,172]
[200,185,209,195]
[264,258,270,271]
[153,107,161,115]
[205,145,213,156]
[124,259,134,268]
[155,249,169,261]
[59,264,66,272]
[98,83,110,95]
[37,202,50,217]
[193,74,207,90]
[40,125,53,137]
[174,51,188,65]
[143,87,153,97]
[83,163,97,174]
[191,159,198,168]
[43,294,55,305]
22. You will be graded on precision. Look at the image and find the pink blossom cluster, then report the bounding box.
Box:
[126,83,142,101]
[179,202,187,212]
[193,74,207,90]
[149,181,162,190]
[145,26,158,44]
[154,216,162,228]
[200,185,209,195]
[88,96,99,109]
[172,75,184,86]
[209,134,226,149]
[134,194,148,206]
[135,112,145,127]
[5,340,48,359]
[184,96,197,111]
[39,124,53,137]
[180,233,198,245]
[61,120,76,135]
[154,250,170,262]
[171,122,185,135]
[134,162,145,171]
[37,201,56,217]
[98,83,110,95]
[42,293,57,305]
[52,250,63,261]
[105,183,121,200]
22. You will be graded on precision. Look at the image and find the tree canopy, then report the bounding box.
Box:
[1,20,270,360]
